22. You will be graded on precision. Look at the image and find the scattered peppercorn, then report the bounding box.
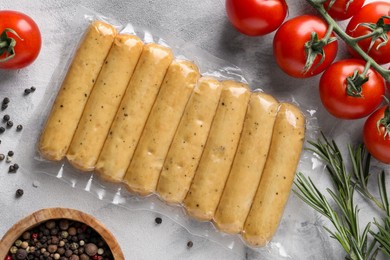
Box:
[0,154,5,161]
[13,163,19,170]
[15,189,24,197]
[3,97,10,104]
[6,120,13,128]
[24,88,31,95]
[2,104,8,110]
[30,86,36,92]
[187,241,194,248]
[155,217,162,224]
[8,151,14,156]
[3,114,10,121]
[0,127,5,133]
[9,165,15,173]
[16,124,23,131]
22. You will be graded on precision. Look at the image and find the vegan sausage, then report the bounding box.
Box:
[66,34,144,171]
[183,80,251,221]
[214,93,279,234]
[38,21,117,161]
[242,103,305,247]
[123,60,200,195]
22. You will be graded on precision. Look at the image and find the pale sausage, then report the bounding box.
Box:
[156,77,223,204]
[95,43,173,183]
[214,93,279,234]
[242,103,305,247]
[66,34,144,171]
[183,80,251,221]
[38,21,117,161]
[123,60,200,195]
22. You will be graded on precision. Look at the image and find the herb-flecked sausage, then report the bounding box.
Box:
[39,21,117,161]
[242,103,305,247]
[67,34,143,171]
[156,77,223,204]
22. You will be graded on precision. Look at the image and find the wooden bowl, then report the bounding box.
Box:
[0,207,124,259]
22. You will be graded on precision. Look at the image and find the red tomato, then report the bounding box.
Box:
[319,59,385,119]
[387,67,390,92]
[323,0,365,20]
[225,0,288,36]
[346,1,390,64]
[364,105,390,164]
[273,15,338,78]
[0,10,41,69]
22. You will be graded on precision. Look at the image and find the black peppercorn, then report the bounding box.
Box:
[15,249,27,259]
[16,124,23,131]
[187,241,193,248]
[24,88,32,95]
[9,165,15,173]
[59,219,69,230]
[0,127,5,133]
[13,163,19,170]
[7,120,13,128]
[3,97,10,104]
[0,154,4,161]
[30,86,36,92]
[155,217,162,224]
[3,114,10,121]
[15,188,24,197]
[9,219,114,258]
[8,151,14,156]
[2,104,8,110]
[50,228,59,236]
[84,243,98,256]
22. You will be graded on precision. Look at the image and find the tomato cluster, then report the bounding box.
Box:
[225,0,390,164]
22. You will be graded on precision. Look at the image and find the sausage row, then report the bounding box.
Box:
[38,21,305,247]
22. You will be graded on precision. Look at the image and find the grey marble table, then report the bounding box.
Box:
[0,0,386,259]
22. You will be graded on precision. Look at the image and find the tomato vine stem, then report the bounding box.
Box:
[305,0,390,83]
[352,30,381,43]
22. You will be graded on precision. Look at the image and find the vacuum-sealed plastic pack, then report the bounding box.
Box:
[26,8,320,256]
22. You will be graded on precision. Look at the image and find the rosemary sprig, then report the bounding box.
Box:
[348,145,385,211]
[371,216,390,258]
[294,133,390,259]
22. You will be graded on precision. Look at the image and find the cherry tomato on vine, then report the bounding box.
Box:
[346,1,390,65]
[364,105,390,164]
[387,66,390,93]
[0,10,41,69]
[323,0,365,21]
[225,0,288,36]
[319,59,385,119]
[273,15,338,78]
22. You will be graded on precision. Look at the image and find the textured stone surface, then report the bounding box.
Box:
[0,0,386,259]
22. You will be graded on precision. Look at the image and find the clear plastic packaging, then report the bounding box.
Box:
[28,7,320,256]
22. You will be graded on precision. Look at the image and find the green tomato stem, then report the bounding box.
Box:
[323,24,334,40]
[352,30,382,43]
[0,41,7,48]
[362,61,371,77]
[305,0,390,83]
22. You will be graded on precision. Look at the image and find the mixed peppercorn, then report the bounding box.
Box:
[6,219,113,259]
